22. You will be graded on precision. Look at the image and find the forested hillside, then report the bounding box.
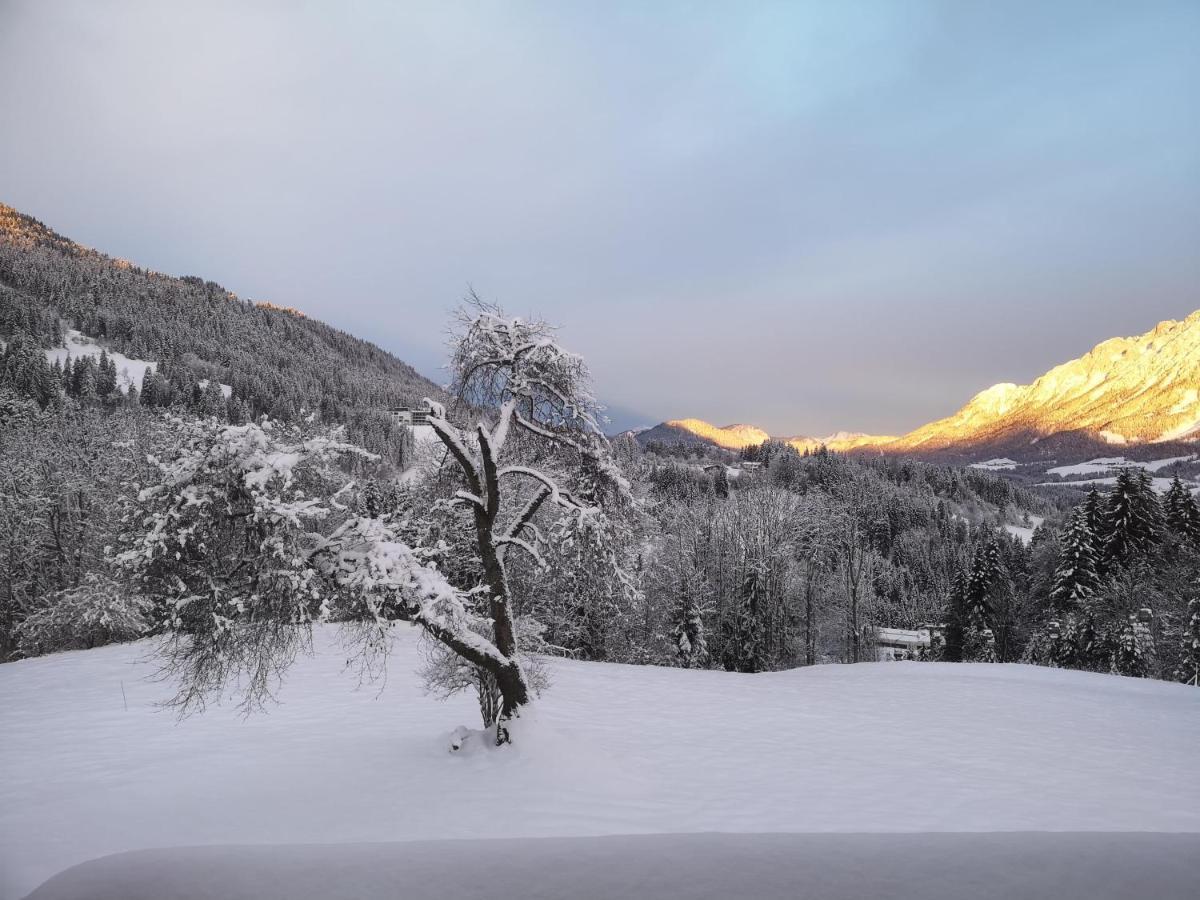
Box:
[0,203,443,446]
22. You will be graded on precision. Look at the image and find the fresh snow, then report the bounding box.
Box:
[967,458,1020,471]
[2,627,1199,900]
[196,379,233,400]
[44,330,156,393]
[1037,475,1197,495]
[1003,514,1044,545]
[1046,456,1195,478]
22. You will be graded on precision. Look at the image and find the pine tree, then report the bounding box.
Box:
[1049,506,1101,613]
[723,560,764,673]
[1163,476,1200,546]
[1109,617,1147,677]
[200,380,226,418]
[964,539,1000,625]
[1073,614,1102,670]
[72,356,97,401]
[96,350,118,397]
[139,368,158,407]
[942,569,968,663]
[1102,469,1161,568]
[1177,596,1200,686]
[1081,487,1104,544]
[671,589,708,668]
[1045,620,1077,668]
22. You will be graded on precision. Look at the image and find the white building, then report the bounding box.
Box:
[864,625,944,661]
[390,405,432,427]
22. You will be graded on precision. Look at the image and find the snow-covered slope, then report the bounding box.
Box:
[2,628,1197,899]
[638,419,771,450]
[635,419,897,454]
[44,329,156,393]
[784,431,899,454]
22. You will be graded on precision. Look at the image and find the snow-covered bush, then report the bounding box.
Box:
[117,415,374,710]
[15,573,150,657]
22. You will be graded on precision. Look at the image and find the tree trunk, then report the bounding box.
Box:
[473,506,530,744]
[804,562,816,666]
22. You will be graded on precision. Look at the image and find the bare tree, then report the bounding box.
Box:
[122,300,628,746]
[411,297,629,740]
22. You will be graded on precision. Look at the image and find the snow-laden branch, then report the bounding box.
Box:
[454,490,486,510]
[491,399,517,454]
[425,405,482,496]
[321,517,507,670]
[496,535,545,569]
[497,466,582,510]
[503,486,551,544]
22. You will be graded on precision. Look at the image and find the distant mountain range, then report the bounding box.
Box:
[635,311,1200,461]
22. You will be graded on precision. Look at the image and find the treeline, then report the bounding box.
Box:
[3,383,1197,688]
[506,438,1198,684]
[1021,470,1200,679]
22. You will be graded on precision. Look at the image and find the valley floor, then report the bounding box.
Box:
[2,627,1198,899]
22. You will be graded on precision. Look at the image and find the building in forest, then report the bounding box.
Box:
[390,404,432,427]
[864,625,944,661]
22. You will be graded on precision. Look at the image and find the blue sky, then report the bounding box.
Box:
[2,1,1197,434]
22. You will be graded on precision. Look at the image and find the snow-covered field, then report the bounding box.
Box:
[43,331,232,398]
[1038,475,1195,494]
[967,457,1020,471]
[1002,514,1045,545]
[2,628,1198,899]
[43,330,156,393]
[1046,455,1196,478]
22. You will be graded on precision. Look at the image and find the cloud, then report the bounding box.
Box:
[2,0,1197,434]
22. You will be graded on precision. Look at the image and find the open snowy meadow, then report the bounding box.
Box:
[2,626,1198,899]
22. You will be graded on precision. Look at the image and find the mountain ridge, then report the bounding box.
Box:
[637,310,1200,460]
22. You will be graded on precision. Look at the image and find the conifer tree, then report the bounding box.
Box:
[1050,506,1101,613]
[1109,617,1146,677]
[1177,596,1200,686]
[96,350,118,397]
[942,570,968,663]
[964,539,1000,625]
[1163,476,1200,545]
[72,357,97,401]
[1045,620,1076,668]
[723,561,765,673]
[672,590,708,669]
[1102,469,1161,568]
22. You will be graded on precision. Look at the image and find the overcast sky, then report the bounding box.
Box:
[2,1,1198,435]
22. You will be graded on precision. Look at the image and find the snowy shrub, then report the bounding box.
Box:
[16,573,150,657]
[117,415,375,710]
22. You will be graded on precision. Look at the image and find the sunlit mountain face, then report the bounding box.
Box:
[638,311,1200,461]
[637,419,771,451]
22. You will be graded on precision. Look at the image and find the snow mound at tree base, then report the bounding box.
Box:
[25,832,1200,900]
